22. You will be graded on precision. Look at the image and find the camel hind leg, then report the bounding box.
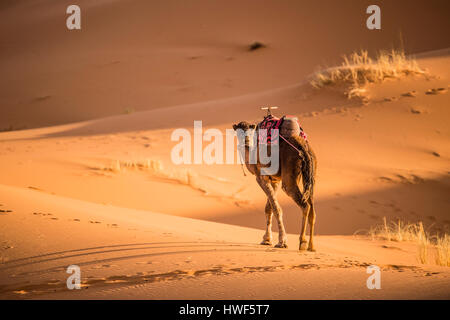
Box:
[307,198,316,252]
[282,170,310,251]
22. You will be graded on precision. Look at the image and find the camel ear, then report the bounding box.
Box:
[250,124,256,129]
[232,124,238,130]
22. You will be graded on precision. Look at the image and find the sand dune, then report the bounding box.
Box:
[1,0,450,129]
[1,0,449,299]
[1,184,449,299]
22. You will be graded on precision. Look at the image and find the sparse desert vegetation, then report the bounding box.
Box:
[96,159,204,191]
[435,234,450,267]
[310,49,427,99]
[92,159,249,206]
[365,217,449,267]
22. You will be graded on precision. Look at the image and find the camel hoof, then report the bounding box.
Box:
[260,239,272,246]
[308,247,316,252]
[299,241,308,251]
[274,242,288,248]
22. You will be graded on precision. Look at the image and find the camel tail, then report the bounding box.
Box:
[290,136,316,206]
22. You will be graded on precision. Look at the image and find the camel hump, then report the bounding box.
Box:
[280,115,301,138]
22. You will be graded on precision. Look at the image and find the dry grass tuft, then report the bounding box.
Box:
[93,159,250,207]
[101,159,162,174]
[366,217,449,266]
[99,159,205,192]
[434,234,450,267]
[310,49,426,99]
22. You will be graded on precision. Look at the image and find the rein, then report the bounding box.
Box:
[238,150,247,176]
[279,134,303,156]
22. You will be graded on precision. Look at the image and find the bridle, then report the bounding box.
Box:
[237,127,305,177]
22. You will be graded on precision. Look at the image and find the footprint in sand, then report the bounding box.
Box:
[425,88,447,95]
[378,174,424,185]
[401,91,417,97]
[32,95,52,103]
[410,106,428,114]
[381,245,402,251]
[0,209,12,214]
[28,186,43,191]
[384,97,398,102]
[1,242,14,250]
[32,212,52,216]
[382,265,420,273]
[89,221,101,224]
[377,176,394,183]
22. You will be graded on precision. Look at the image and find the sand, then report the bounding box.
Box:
[0,0,449,299]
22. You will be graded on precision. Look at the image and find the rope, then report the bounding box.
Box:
[238,135,303,177]
[279,134,303,156]
[238,146,247,176]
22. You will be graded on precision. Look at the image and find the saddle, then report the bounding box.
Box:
[257,115,307,145]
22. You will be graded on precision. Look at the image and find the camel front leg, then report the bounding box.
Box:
[260,181,280,245]
[260,200,273,245]
[256,176,287,248]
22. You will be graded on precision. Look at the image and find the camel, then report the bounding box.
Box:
[233,115,317,251]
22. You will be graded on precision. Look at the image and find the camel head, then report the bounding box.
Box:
[233,121,256,147]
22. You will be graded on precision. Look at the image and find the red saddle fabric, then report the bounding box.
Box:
[258,115,307,144]
[257,115,283,145]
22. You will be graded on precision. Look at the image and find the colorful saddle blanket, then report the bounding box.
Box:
[258,115,282,145]
[258,115,307,144]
